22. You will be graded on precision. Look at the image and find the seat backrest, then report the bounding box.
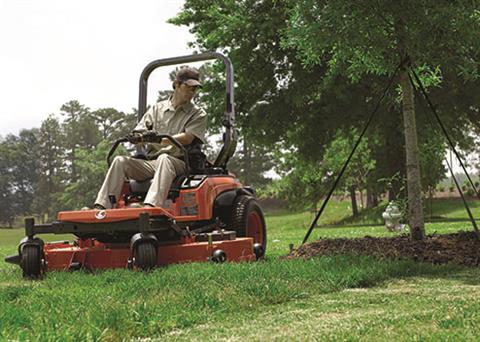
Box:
[213,128,237,168]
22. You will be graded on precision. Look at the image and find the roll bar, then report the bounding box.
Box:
[137,52,237,168]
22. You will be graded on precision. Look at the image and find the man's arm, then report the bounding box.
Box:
[133,108,154,132]
[164,132,195,146]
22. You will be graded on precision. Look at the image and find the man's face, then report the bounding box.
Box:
[176,82,199,102]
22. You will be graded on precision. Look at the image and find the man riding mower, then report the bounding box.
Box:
[5,52,267,278]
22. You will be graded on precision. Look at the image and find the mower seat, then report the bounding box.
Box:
[129,175,187,202]
[129,179,152,196]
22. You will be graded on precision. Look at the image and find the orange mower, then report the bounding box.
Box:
[5,52,267,278]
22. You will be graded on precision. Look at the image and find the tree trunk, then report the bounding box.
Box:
[367,187,378,208]
[429,187,433,219]
[399,68,425,240]
[71,147,77,182]
[243,137,251,185]
[349,186,359,217]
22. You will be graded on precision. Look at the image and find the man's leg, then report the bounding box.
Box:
[144,154,186,207]
[94,156,156,208]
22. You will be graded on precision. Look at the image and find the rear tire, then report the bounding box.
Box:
[21,245,42,279]
[229,195,267,253]
[134,241,157,271]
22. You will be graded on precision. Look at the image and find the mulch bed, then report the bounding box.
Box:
[286,231,480,266]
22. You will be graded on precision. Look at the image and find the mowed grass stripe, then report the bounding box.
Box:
[162,272,480,341]
[0,254,465,341]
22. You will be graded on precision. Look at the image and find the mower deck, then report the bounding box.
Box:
[5,210,263,277]
[43,236,256,271]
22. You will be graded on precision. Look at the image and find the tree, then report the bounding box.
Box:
[60,100,100,182]
[91,108,125,140]
[264,158,326,211]
[10,130,42,216]
[321,128,376,216]
[0,130,42,223]
[0,138,15,227]
[419,130,447,218]
[272,128,376,214]
[59,140,123,210]
[172,0,480,240]
[170,2,397,187]
[35,115,65,220]
[283,0,480,239]
[226,138,275,187]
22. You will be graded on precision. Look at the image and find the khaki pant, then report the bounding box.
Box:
[94,154,186,208]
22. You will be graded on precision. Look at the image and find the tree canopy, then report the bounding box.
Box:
[171,0,480,239]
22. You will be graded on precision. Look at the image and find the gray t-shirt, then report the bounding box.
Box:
[133,98,207,158]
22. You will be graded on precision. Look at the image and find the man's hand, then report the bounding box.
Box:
[142,131,159,142]
[126,131,163,144]
[126,132,194,145]
[125,132,143,144]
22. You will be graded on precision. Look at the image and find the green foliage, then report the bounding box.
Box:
[225,139,275,187]
[284,0,480,80]
[260,159,326,210]
[59,140,125,210]
[0,130,42,225]
[322,128,376,191]
[265,128,375,210]
[419,129,447,193]
[60,100,99,182]
[171,0,480,212]
[1,101,138,222]
[0,141,15,226]
[91,108,135,141]
[34,115,65,220]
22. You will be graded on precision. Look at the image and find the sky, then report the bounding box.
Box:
[0,0,195,136]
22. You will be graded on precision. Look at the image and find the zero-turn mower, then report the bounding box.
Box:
[5,52,267,278]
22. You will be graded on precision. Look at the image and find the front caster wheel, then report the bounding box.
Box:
[211,249,227,263]
[21,245,43,279]
[134,241,157,271]
[253,243,265,260]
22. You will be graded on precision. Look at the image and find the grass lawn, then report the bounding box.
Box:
[1,198,479,341]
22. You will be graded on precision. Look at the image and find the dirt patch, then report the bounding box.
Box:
[287,231,480,266]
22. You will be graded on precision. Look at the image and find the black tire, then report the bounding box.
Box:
[21,245,42,279]
[211,249,227,263]
[134,241,157,271]
[229,195,267,252]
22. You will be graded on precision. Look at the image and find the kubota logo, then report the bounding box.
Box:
[95,210,107,220]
